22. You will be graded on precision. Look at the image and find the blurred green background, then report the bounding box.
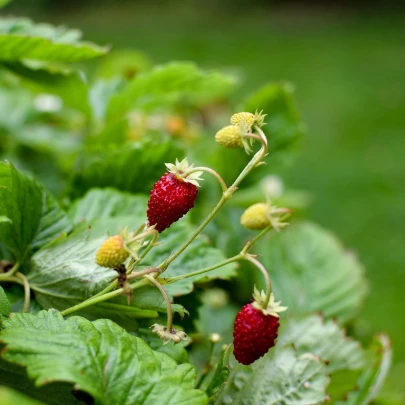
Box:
[3,0,404,398]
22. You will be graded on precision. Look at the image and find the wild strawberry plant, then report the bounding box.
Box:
[0,7,391,405]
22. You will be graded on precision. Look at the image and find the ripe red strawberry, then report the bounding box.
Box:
[233,290,287,365]
[147,158,203,233]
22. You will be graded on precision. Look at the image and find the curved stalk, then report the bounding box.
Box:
[15,272,30,312]
[244,255,272,308]
[0,261,20,281]
[184,166,227,193]
[144,275,173,332]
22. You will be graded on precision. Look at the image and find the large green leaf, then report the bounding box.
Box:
[260,221,368,324]
[0,161,72,261]
[335,335,392,405]
[0,17,108,62]
[244,82,305,167]
[71,138,183,197]
[107,62,236,118]
[0,310,208,405]
[278,315,365,373]
[215,346,329,405]
[28,189,236,317]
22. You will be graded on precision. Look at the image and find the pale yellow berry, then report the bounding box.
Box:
[96,235,129,268]
[240,203,271,230]
[230,112,255,127]
[215,125,243,148]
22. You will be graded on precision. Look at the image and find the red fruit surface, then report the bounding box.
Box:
[233,303,280,365]
[147,173,198,233]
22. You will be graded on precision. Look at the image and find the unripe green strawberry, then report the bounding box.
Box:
[240,203,270,230]
[96,235,129,268]
[230,112,255,127]
[230,110,266,129]
[215,125,243,149]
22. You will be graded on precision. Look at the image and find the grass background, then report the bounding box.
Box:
[5,1,405,398]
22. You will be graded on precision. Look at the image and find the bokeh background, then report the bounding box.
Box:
[3,0,405,399]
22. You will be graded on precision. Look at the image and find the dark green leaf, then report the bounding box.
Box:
[0,17,108,62]
[260,221,368,324]
[215,346,329,405]
[0,161,72,261]
[0,309,208,405]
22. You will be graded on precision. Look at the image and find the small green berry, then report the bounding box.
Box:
[96,235,129,268]
[215,125,243,148]
[240,203,270,230]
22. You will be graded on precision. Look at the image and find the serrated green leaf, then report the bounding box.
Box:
[0,161,72,261]
[0,386,46,405]
[107,62,236,118]
[0,17,108,62]
[71,138,183,197]
[0,285,10,316]
[335,335,392,405]
[279,315,365,373]
[244,82,304,167]
[260,221,368,324]
[0,310,208,405]
[215,346,329,405]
